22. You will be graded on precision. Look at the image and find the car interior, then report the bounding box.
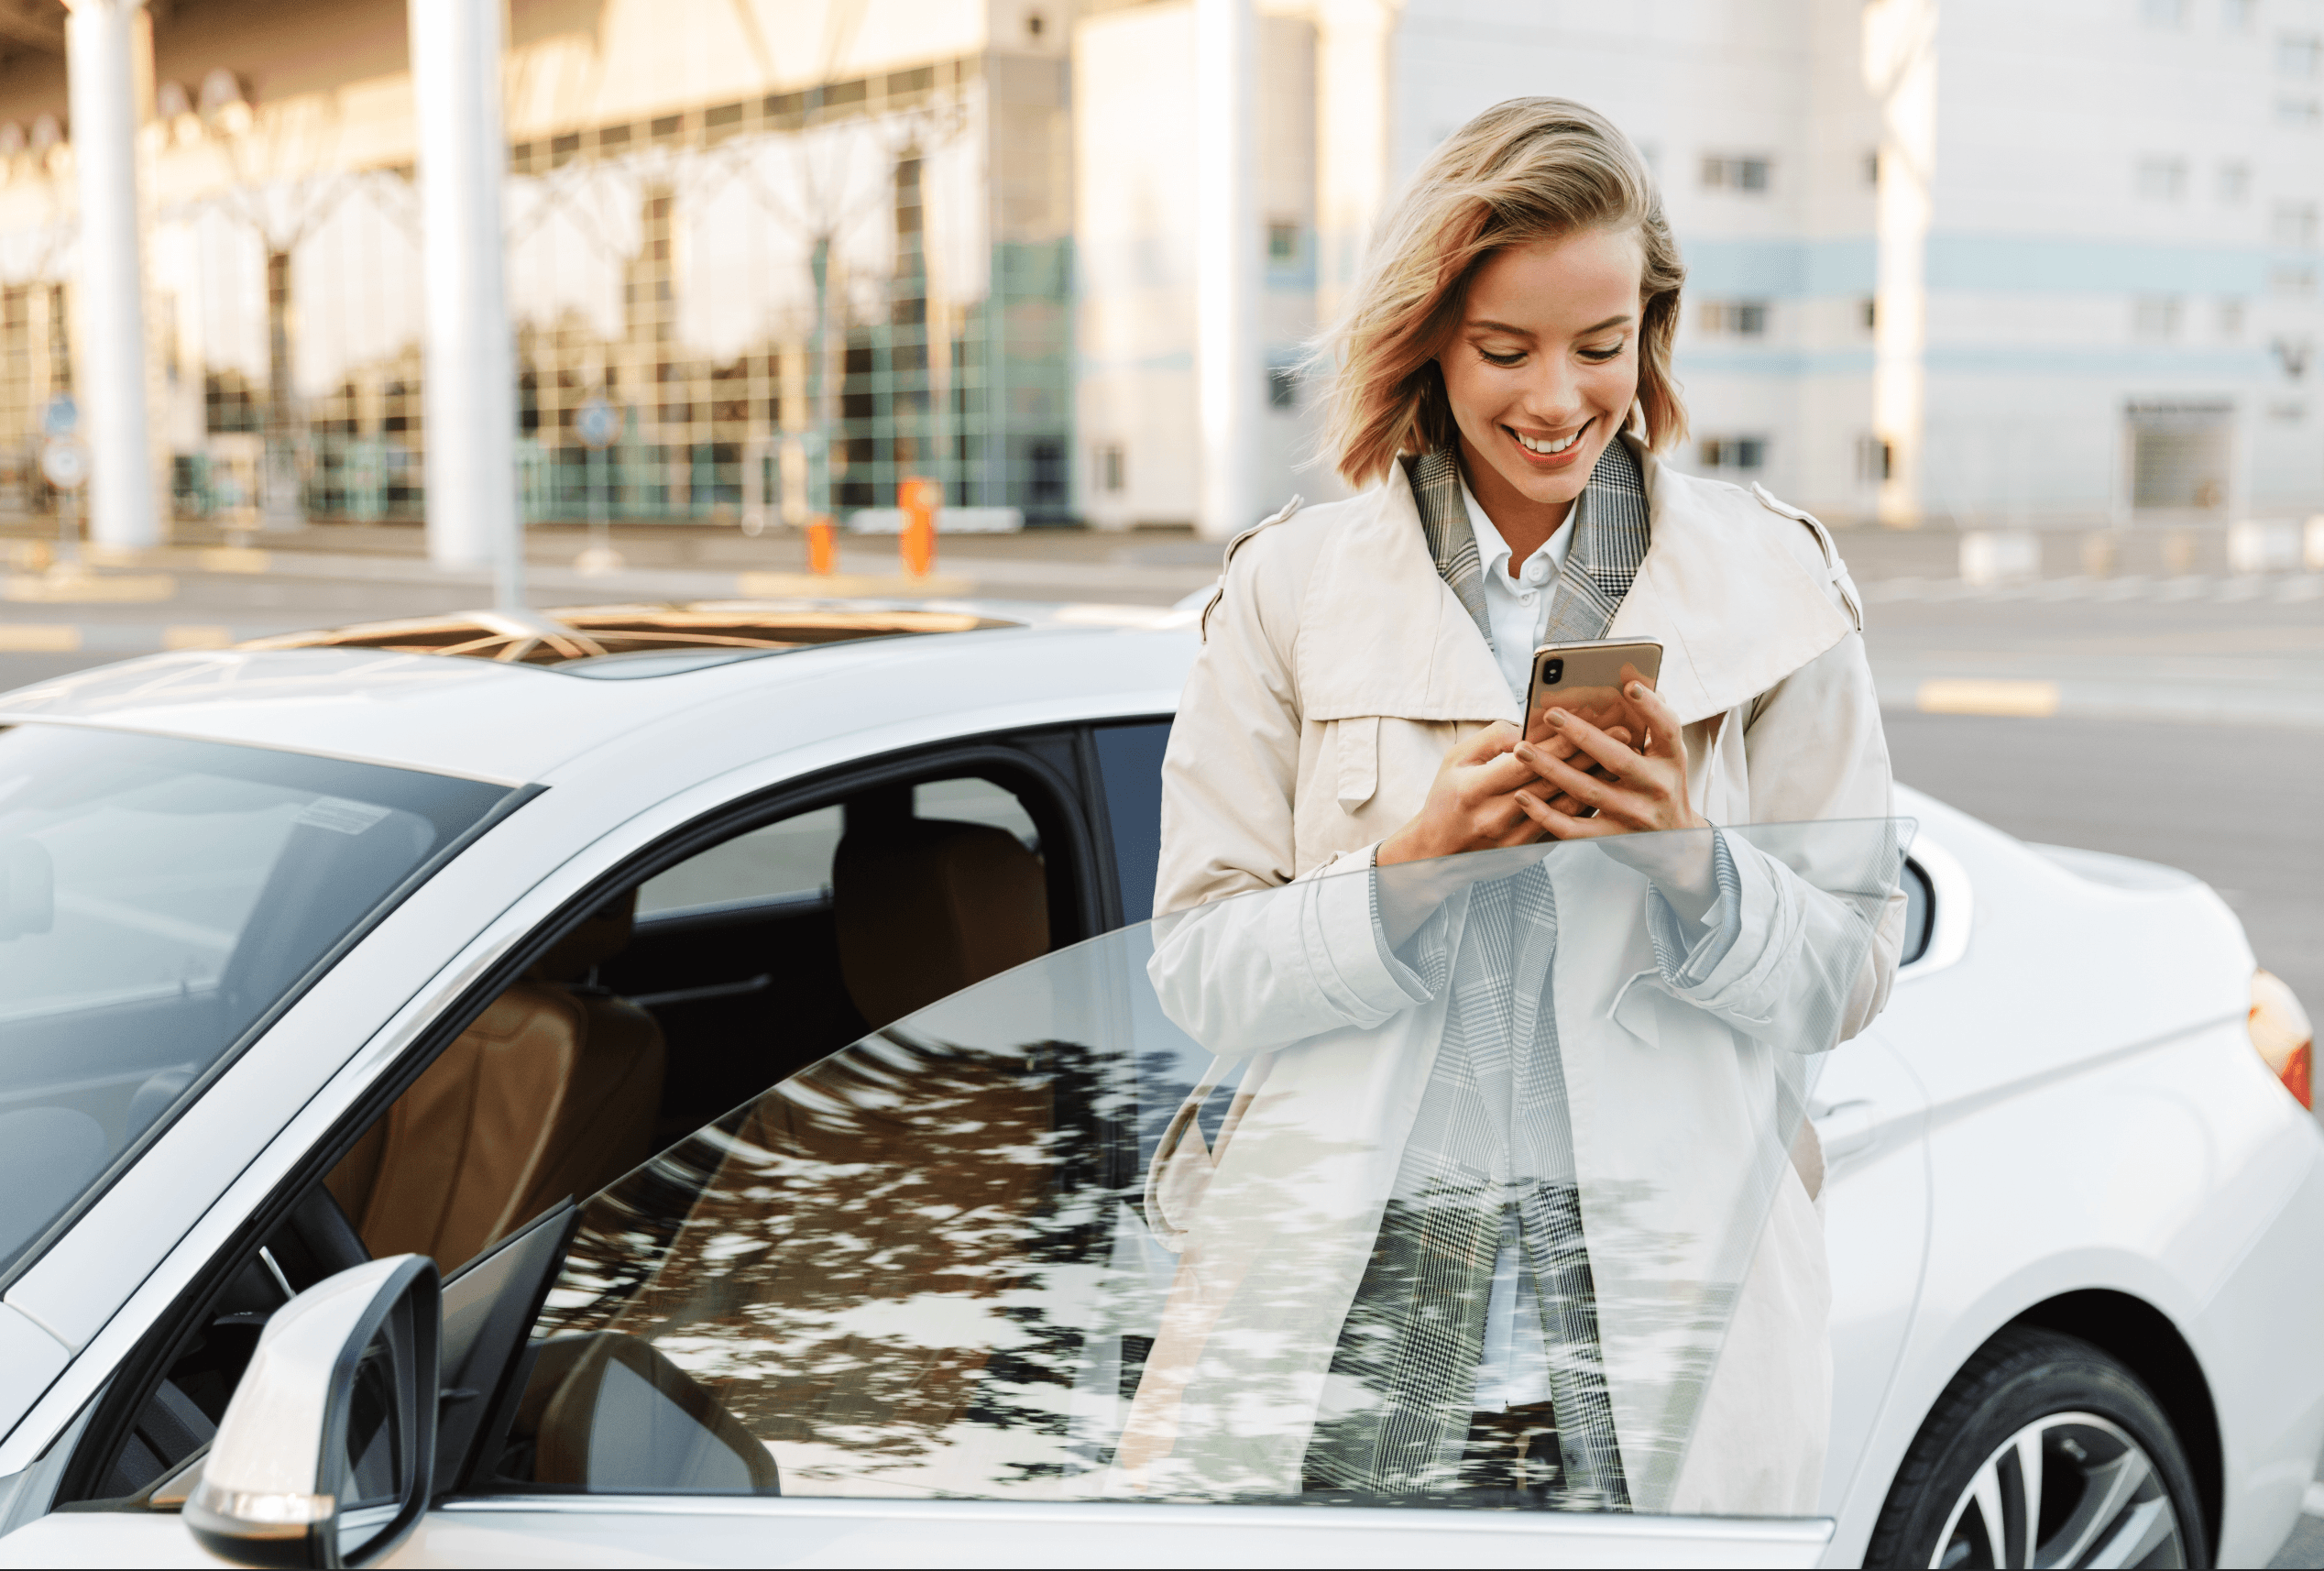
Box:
[66,734,1143,1507]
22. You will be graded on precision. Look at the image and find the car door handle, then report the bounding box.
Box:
[1812,1099,1880,1160]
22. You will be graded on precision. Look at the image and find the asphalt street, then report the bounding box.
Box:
[0,514,2318,1558]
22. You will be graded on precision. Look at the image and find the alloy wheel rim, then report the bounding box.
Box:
[1930,1411,2185,1569]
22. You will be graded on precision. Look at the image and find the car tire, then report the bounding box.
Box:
[1865,1324,2206,1569]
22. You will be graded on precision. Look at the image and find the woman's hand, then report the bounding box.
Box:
[1379,720,1640,868]
[1511,679,1703,839]
[1511,680,1716,917]
[1376,721,1544,867]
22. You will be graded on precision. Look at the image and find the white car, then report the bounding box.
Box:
[0,602,2313,1570]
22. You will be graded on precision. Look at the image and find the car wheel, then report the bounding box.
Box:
[1866,1325,2205,1569]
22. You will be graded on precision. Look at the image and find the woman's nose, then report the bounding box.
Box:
[1517,357,1586,425]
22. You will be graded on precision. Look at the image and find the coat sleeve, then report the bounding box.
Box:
[1643,627,1908,1050]
[1146,527,1428,1058]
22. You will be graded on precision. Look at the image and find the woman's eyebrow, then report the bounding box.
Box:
[1466,313,1635,335]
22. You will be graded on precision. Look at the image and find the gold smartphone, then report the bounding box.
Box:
[1523,638,1665,750]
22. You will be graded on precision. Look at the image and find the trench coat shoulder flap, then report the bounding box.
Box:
[1604,448,1861,727]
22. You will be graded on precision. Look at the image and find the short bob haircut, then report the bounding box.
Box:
[1321,98,1687,489]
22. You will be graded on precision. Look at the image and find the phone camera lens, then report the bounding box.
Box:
[1540,658,1563,685]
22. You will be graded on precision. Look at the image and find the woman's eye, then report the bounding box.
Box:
[1478,346,1526,368]
[1579,341,1628,364]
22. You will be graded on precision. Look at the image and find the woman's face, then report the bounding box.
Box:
[1436,227,1646,520]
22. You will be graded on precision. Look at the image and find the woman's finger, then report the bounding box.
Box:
[1518,745,1603,803]
[1468,742,1563,800]
[1456,720,1523,763]
[1516,791,1624,840]
[1523,713,1644,781]
[1625,682,1687,759]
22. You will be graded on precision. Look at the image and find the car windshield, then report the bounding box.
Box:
[0,723,517,1279]
[502,817,1909,1514]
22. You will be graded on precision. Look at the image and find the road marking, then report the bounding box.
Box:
[2,571,176,603]
[196,546,270,574]
[1863,572,2324,605]
[734,569,974,598]
[1916,678,2062,718]
[0,623,79,651]
[163,624,236,649]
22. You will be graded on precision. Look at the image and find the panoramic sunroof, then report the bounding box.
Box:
[238,603,1018,676]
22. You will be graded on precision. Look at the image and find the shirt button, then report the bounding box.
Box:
[1518,590,1537,606]
[1524,559,1553,587]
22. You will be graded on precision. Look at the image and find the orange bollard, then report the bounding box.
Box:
[899,477,939,578]
[806,515,836,575]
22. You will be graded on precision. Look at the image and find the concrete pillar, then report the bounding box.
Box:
[1195,0,1262,540]
[1865,0,1937,528]
[409,0,519,593]
[65,0,158,548]
[1313,0,1397,331]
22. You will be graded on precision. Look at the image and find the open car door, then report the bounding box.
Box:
[5,818,1905,1568]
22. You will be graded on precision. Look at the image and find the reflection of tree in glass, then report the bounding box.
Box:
[533,1027,1135,1491]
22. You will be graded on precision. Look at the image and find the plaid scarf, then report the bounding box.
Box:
[1402,437,1652,654]
[1303,442,1653,1508]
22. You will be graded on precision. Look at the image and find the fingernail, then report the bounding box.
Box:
[1548,709,1569,725]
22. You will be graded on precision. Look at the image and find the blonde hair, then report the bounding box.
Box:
[1321,98,1687,489]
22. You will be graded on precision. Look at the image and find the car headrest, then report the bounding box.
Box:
[527,888,638,983]
[832,818,1048,1028]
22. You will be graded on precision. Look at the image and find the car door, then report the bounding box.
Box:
[373,825,1889,1566]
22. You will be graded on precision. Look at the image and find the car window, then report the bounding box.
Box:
[634,778,1042,920]
[636,806,843,916]
[1901,858,1934,965]
[1092,720,1170,925]
[0,723,512,1280]
[915,776,1039,851]
[491,818,1908,1513]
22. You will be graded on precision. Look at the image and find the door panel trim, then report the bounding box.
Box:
[430,1496,1836,1570]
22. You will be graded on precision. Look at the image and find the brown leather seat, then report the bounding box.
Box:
[832,807,1049,1027]
[328,893,665,1269]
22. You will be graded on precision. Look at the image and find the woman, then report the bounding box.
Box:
[1122,99,1905,1515]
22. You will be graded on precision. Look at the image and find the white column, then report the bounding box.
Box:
[65,0,157,549]
[1195,0,1262,541]
[1865,0,1936,529]
[1313,0,1397,331]
[409,0,519,590]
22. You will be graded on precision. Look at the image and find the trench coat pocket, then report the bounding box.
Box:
[1332,715,1381,813]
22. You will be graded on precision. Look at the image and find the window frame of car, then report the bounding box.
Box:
[38,725,1117,1512]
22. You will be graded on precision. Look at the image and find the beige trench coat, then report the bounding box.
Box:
[1125,435,1904,1515]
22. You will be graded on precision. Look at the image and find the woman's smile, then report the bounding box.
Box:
[1505,418,1595,468]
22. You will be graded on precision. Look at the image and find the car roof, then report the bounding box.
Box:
[0,599,1200,786]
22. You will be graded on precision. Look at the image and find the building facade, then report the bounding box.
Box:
[1077,0,2324,530]
[0,0,1078,532]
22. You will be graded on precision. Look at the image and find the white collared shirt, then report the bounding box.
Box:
[1461,475,1573,701]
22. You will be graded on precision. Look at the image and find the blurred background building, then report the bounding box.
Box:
[1080,0,2324,530]
[0,0,2312,538]
[0,0,1075,537]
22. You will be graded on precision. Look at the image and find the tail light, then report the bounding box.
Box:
[2251,970,2313,1111]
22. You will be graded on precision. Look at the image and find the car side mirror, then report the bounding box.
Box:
[184,1255,439,1570]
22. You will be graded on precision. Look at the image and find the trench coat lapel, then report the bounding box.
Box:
[1297,436,1856,731]
[1294,462,1515,725]
[1609,443,1858,727]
